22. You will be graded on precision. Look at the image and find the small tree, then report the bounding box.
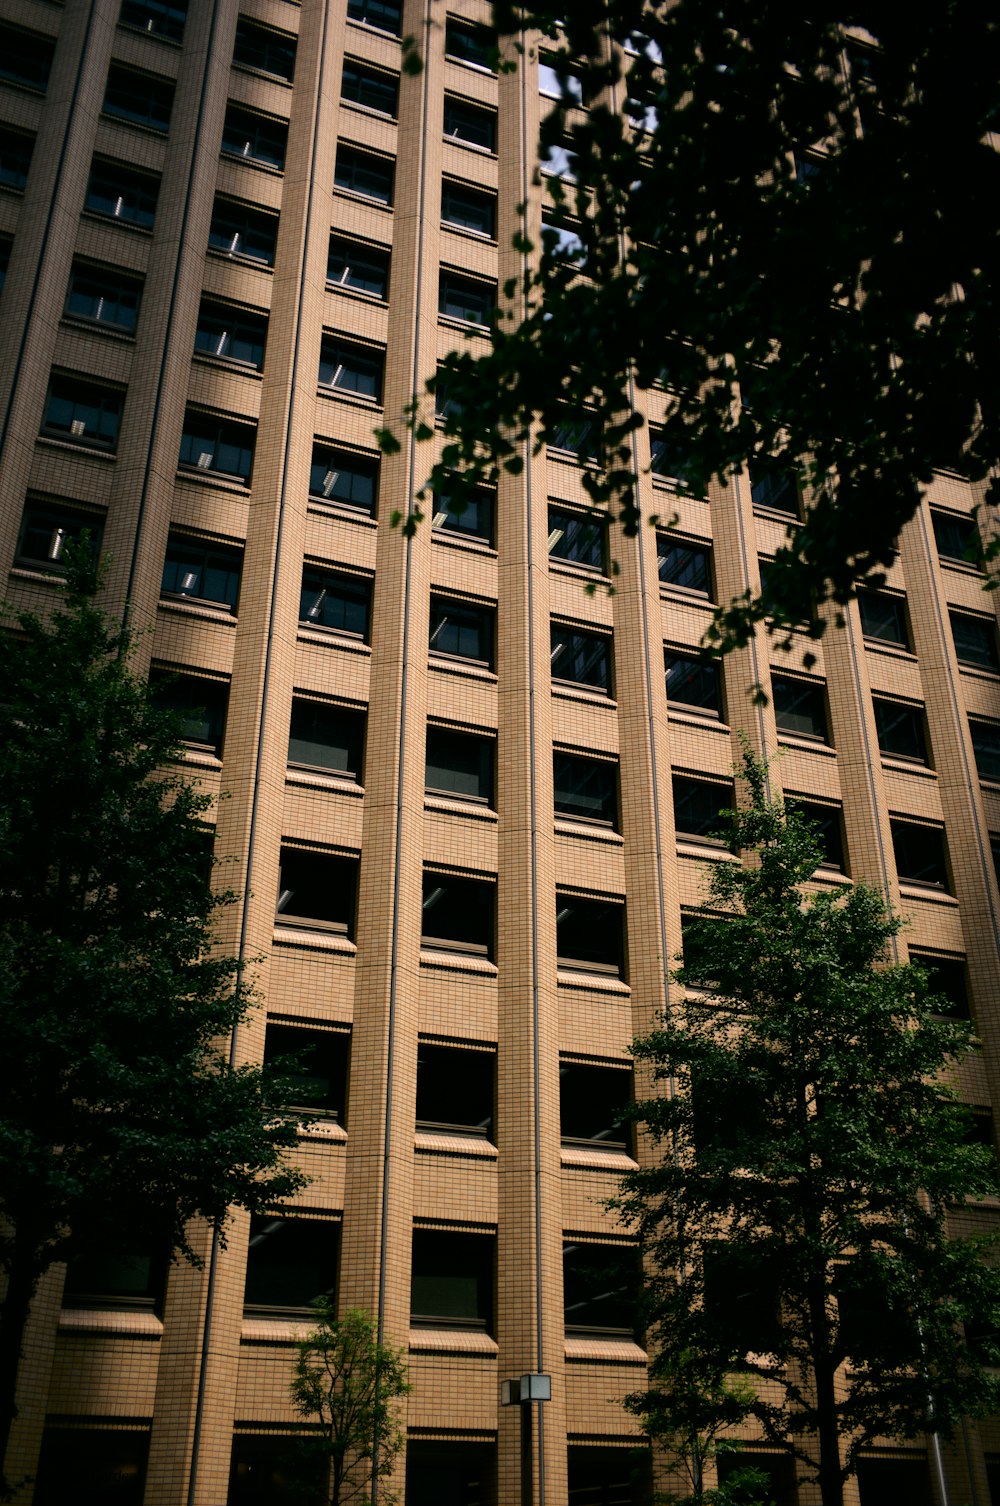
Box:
[0,561,306,1492]
[290,1304,410,1506]
[618,753,1000,1506]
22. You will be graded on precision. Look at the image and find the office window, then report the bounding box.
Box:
[178,409,256,482]
[276,846,357,933]
[553,751,617,826]
[416,1040,494,1137]
[327,235,389,298]
[856,1457,933,1506]
[425,725,494,803]
[443,94,496,151]
[717,1453,795,1506]
[84,158,160,228]
[444,18,495,69]
[63,1248,163,1310]
[341,59,398,116]
[288,697,365,778]
[970,718,1000,782]
[421,870,494,958]
[772,673,828,741]
[872,697,928,763]
[891,819,949,890]
[786,798,845,870]
[664,650,723,717]
[563,1240,636,1334]
[347,0,401,33]
[411,1228,494,1330]
[649,429,697,489]
[704,1242,784,1357]
[434,372,463,421]
[438,270,495,325]
[194,299,267,369]
[232,18,296,81]
[407,1443,497,1506]
[857,589,910,648]
[318,335,384,401]
[680,911,722,988]
[334,144,394,204]
[542,209,585,262]
[541,137,577,180]
[672,775,733,842]
[548,506,606,572]
[549,410,599,458]
[41,375,123,451]
[299,567,371,640]
[911,953,969,1019]
[207,198,278,264]
[243,1215,339,1314]
[119,0,186,41]
[160,533,242,611]
[149,669,229,754]
[550,624,611,691]
[429,487,494,543]
[750,464,799,516]
[34,1427,149,1506]
[0,237,10,292]
[556,892,625,976]
[566,1446,652,1506]
[0,24,54,92]
[441,178,496,236]
[103,64,174,132]
[429,597,495,667]
[951,609,1000,671]
[0,127,33,191]
[221,105,287,170]
[932,509,978,566]
[263,1023,348,1120]
[560,1060,631,1150]
[65,261,142,333]
[228,1437,325,1506]
[309,443,378,512]
[16,500,103,570]
[657,535,712,596]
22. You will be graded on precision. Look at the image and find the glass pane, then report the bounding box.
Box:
[243,1216,339,1311]
[309,445,378,510]
[857,591,908,646]
[772,675,827,740]
[549,508,605,570]
[664,652,721,714]
[416,1043,494,1134]
[299,569,371,637]
[657,537,710,594]
[550,628,611,689]
[425,727,493,801]
[553,753,616,823]
[287,699,364,775]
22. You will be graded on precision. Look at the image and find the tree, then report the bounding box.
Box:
[290,1303,410,1506]
[616,754,1000,1506]
[389,0,1000,650]
[0,561,306,1493]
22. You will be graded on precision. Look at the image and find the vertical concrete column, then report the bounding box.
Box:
[710,475,780,769]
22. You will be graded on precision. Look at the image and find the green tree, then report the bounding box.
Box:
[617,754,1000,1506]
[0,562,306,1493]
[290,1304,410,1506]
[392,0,1000,650]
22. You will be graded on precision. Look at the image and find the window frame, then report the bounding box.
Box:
[0,126,34,192]
[771,672,829,743]
[970,718,1000,783]
[298,565,373,642]
[556,890,626,977]
[15,499,104,573]
[429,595,496,669]
[950,609,1000,673]
[275,845,358,936]
[857,589,910,650]
[232,17,296,81]
[547,505,607,574]
[443,93,497,152]
[420,868,496,959]
[664,648,724,719]
[550,622,613,694]
[84,156,161,229]
[326,235,390,299]
[287,696,366,780]
[552,749,619,828]
[334,143,394,205]
[410,1226,495,1332]
[206,196,278,265]
[346,0,401,36]
[0,24,55,94]
[438,269,496,326]
[672,774,734,845]
[308,442,379,514]
[890,818,950,891]
[119,0,186,42]
[657,534,713,598]
[160,531,243,613]
[317,333,384,402]
[425,724,495,806]
[40,373,124,452]
[340,57,399,118]
[64,259,143,333]
[178,407,256,482]
[872,696,929,764]
[102,62,174,133]
[441,176,497,238]
[220,103,288,171]
[193,298,268,370]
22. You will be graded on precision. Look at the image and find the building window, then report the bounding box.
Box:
[0,24,54,92]
[263,1022,349,1121]
[406,1442,497,1506]
[299,567,372,640]
[416,1040,495,1137]
[194,299,267,369]
[318,335,384,401]
[970,718,1000,782]
[950,609,1000,671]
[63,1248,164,1311]
[664,650,723,717]
[275,846,357,934]
[566,1446,652,1506]
[221,105,287,170]
[411,1228,494,1330]
[160,533,242,612]
[65,261,142,332]
[119,0,186,41]
[750,464,799,516]
[288,697,365,778]
[563,1240,637,1335]
[243,1215,339,1315]
[309,443,378,512]
[556,892,625,976]
[872,697,928,763]
[910,952,969,1019]
[228,1437,325,1506]
[443,94,496,151]
[549,409,599,458]
[931,509,978,567]
[786,798,845,871]
[444,18,495,70]
[103,64,174,132]
[560,1060,632,1150]
[178,409,256,482]
[856,1456,933,1506]
[441,178,496,237]
[429,597,495,668]
[548,506,606,572]
[429,487,494,544]
[327,235,390,298]
[334,144,394,204]
[232,18,296,81]
[425,725,494,804]
[341,58,398,116]
[15,500,103,571]
[857,589,910,649]
[772,673,828,742]
[717,1452,795,1506]
[0,127,34,191]
[149,669,229,754]
[346,0,401,34]
[891,819,949,890]
[421,870,495,958]
[649,429,696,489]
[553,751,618,826]
[41,374,123,451]
[550,624,612,692]
[84,157,161,229]
[207,197,278,264]
[0,237,10,292]
[438,270,495,325]
[34,1428,149,1506]
[657,535,712,596]
[672,775,733,843]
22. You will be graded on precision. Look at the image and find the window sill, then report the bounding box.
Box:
[158,597,238,627]
[549,557,607,584]
[346,16,401,40]
[651,476,707,500]
[317,385,382,414]
[81,209,154,237]
[554,817,622,846]
[118,21,183,46]
[340,99,397,127]
[425,793,498,823]
[192,352,263,379]
[439,221,497,246]
[300,1117,347,1144]
[409,1327,499,1356]
[415,1130,498,1159]
[956,663,1000,683]
[561,1145,638,1172]
[438,313,490,337]
[176,463,251,492]
[431,528,496,557]
[564,1336,646,1364]
[307,496,378,528]
[60,314,136,343]
[443,134,497,159]
[443,55,496,77]
[241,1315,316,1345]
[897,882,957,907]
[676,836,737,862]
[297,626,372,656]
[177,746,223,771]
[860,637,917,663]
[206,247,274,272]
[36,435,117,461]
[286,767,364,796]
[557,968,630,996]
[752,504,800,526]
[273,925,358,954]
[101,111,170,140]
[219,150,285,178]
[660,584,714,608]
[232,61,293,89]
[332,185,393,212]
[428,654,497,685]
[9,565,70,587]
[59,1308,163,1338]
[325,278,388,307]
[419,948,498,978]
[775,731,836,757]
[666,704,729,731]
[551,682,615,709]
[938,556,984,580]
[880,755,937,781]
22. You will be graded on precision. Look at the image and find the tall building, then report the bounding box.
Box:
[2,0,1000,1501]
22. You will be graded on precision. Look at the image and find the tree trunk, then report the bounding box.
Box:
[0,1232,42,1499]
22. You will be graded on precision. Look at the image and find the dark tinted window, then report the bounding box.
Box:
[416,1041,494,1136]
[149,670,229,754]
[341,59,398,116]
[233,18,295,80]
[0,25,54,92]
[439,270,495,325]
[194,299,267,368]
[430,487,494,543]
[411,1229,494,1329]
[856,1456,933,1506]
[548,507,606,571]
[553,752,617,826]
[425,726,494,803]
[334,144,394,204]
[911,953,969,1019]
[873,698,927,762]
[160,533,242,611]
[35,1429,149,1506]
[318,335,384,400]
[560,1061,631,1149]
[649,429,697,490]
[228,1437,324,1505]
[951,610,1000,671]
[0,127,33,191]
[63,1248,164,1309]
[275,847,357,933]
[299,567,371,639]
[263,1023,348,1119]
[664,651,723,717]
[786,798,845,870]
[421,871,494,958]
[41,375,123,450]
[441,178,496,236]
[772,674,828,741]
[970,719,1000,782]
[407,1442,497,1506]
[429,597,495,667]
[221,105,287,169]
[327,236,389,297]
[243,1215,339,1313]
[103,64,174,131]
[563,1241,637,1334]
[119,0,186,41]
[16,501,103,570]
[657,536,712,595]
[566,1445,652,1506]
[443,95,496,150]
[550,625,611,691]
[857,591,909,648]
[556,893,625,976]
[891,820,949,890]
[65,261,142,331]
[207,198,278,263]
[309,444,378,511]
[445,18,495,68]
[751,465,799,515]
[178,410,256,481]
[932,509,978,566]
[346,0,401,32]
[287,698,365,777]
[672,776,732,841]
[549,410,599,458]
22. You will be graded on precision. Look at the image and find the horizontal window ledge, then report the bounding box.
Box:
[443,135,497,158]
[666,705,730,732]
[273,925,358,954]
[219,151,285,178]
[118,21,182,45]
[241,1316,317,1346]
[232,62,293,88]
[438,314,490,337]
[332,187,393,212]
[651,477,707,500]
[775,733,837,757]
[554,817,622,845]
[81,210,154,237]
[286,766,364,795]
[409,1327,499,1356]
[316,386,382,411]
[415,1130,498,1159]
[36,435,117,461]
[660,585,714,607]
[326,282,388,313]
[340,100,397,126]
[561,1145,638,1172]
[206,248,274,272]
[431,530,496,557]
[307,497,378,527]
[299,1117,347,1144]
[564,1336,646,1365]
[60,315,136,343]
[880,755,937,780]
[296,627,372,656]
[176,747,223,771]
[9,565,70,588]
[551,683,616,709]
[425,793,497,822]
[676,837,737,862]
[58,1308,163,1339]
[549,558,608,583]
[101,112,170,141]
[752,504,800,525]
[176,464,251,492]
[897,883,958,907]
[192,353,263,378]
[956,664,1000,684]
[419,948,498,978]
[938,557,984,578]
[556,968,630,996]
[158,598,238,627]
[440,223,496,245]
[860,638,918,663]
[428,655,497,685]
